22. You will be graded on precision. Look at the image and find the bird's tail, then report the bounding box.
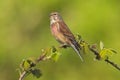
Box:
[70,41,83,62]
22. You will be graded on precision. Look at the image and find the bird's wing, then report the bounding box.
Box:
[57,21,83,61]
[57,21,75,41]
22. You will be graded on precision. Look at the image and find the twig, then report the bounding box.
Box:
[18,54,47,80]
[18,43,120,80]
[88,45,120,71]
[105,59,120,70]
[19,71,27,80]
[88,45,101,60]
[36,54,47,62]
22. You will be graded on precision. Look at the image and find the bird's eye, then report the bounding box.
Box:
[53,14,57,15]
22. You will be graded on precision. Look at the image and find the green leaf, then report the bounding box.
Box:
[21,59,31,71]
[51,46,57,53]
[31,68,42,78]
[50,52,61,62]
[41,47,51,56]
[109,49,117,54]
[27,57,36,67]
[99,48,116,60]
[99,49,107,59]
[49,46,61,62]
[82,43,89,54]
[100,41,104,50]
[106,49,117,56]
[75,33,82,41]
[16,68,22,76]
[21,59,36,71]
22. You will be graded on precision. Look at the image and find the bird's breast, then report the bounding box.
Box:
[51,22,71,45]
[51,24,57,35]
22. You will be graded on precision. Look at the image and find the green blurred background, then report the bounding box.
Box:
[0,0,120,80]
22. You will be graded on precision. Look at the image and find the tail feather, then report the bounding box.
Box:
[70,43,83,62]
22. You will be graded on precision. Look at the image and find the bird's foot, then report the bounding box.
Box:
[59,44,68,48]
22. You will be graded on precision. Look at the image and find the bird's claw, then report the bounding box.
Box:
[59,44,68,48]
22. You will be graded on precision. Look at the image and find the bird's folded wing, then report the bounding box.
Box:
[57,21,75,41]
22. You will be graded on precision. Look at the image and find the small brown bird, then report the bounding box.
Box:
[50,12,83,61]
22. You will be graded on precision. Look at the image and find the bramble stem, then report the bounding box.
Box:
[105,59,120,70]
[19,71,27,80]
[88,45,120,71]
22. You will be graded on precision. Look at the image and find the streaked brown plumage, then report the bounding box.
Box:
[50,12,83,61]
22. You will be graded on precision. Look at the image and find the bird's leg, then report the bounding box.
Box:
[59,44,68,48]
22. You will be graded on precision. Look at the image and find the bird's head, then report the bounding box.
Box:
[49,12,63,24]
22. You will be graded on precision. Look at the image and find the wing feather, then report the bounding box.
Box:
[57,21,75,41]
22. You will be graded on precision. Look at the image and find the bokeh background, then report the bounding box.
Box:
[0,0,120,80]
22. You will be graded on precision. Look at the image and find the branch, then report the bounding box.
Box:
[18,47,57,80]
[105,58,120,70]
[36,54,47,62]
[19,71,27,80]
[18,34,120,80]
[18,54,45,80]
[88,45,101,60]
[88,45,120,71]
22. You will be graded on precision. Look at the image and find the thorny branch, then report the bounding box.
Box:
[88,45,120,70]
[18,42,120,80]
[19,54,47,80]
[105,58,120,70]
[88,45,101,60]
[19,71,27,80]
